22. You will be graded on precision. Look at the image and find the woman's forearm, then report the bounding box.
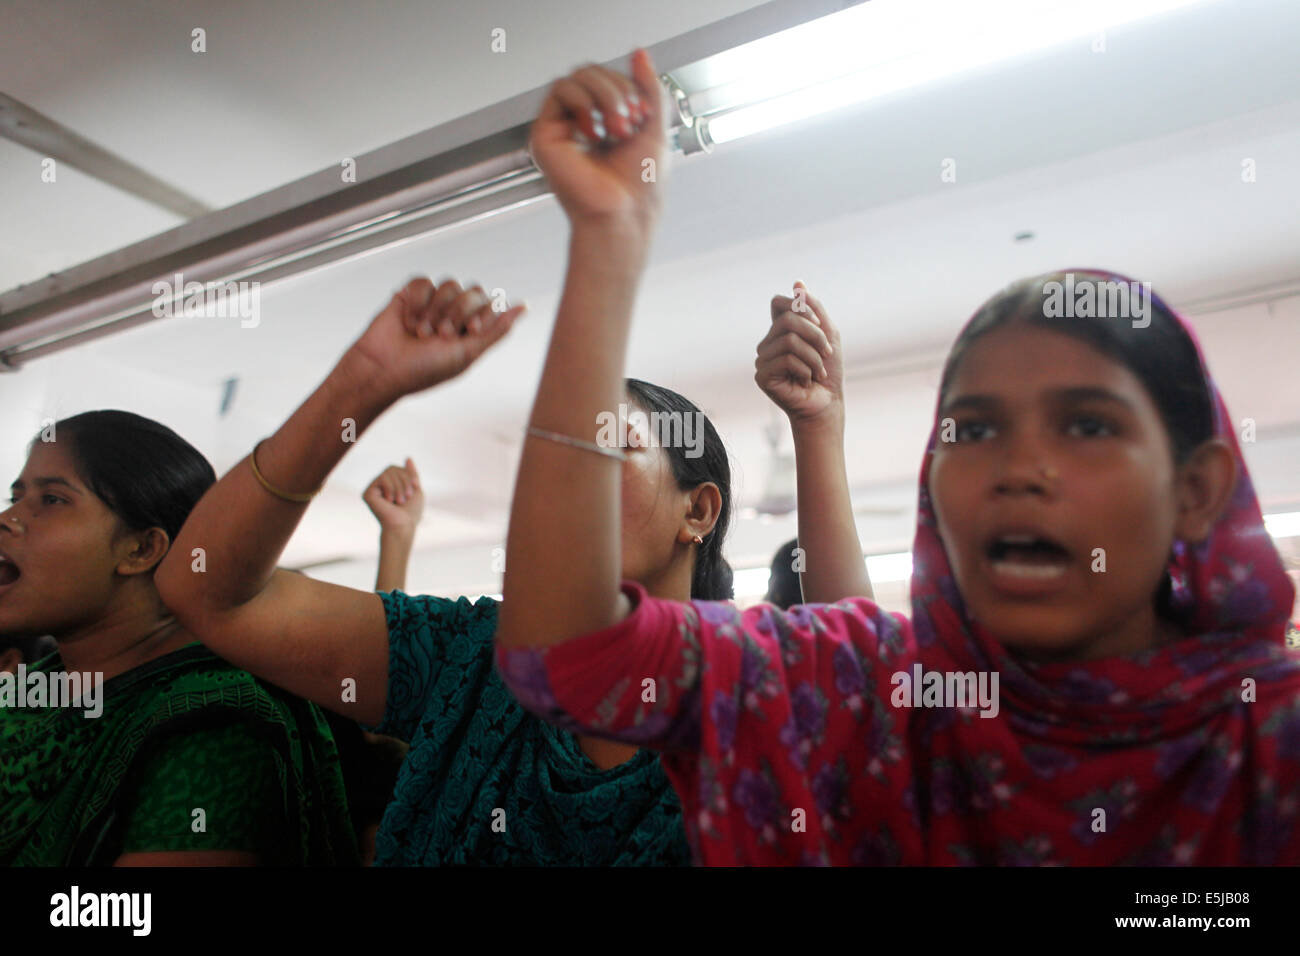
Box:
[791,413,873,603]
[498,221,648,648]
[375,528,414,592]
[160,355,392,611]
[154,278,517,724]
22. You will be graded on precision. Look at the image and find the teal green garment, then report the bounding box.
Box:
[366,591,690,865]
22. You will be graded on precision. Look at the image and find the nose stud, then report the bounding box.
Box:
[1041,465,1059,481]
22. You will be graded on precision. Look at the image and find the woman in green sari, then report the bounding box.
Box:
[0,410,357,866]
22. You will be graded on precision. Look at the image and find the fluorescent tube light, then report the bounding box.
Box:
[703,0,1219,146]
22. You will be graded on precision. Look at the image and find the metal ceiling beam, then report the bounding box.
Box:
[0,0,857,370]
[0,92,215,219]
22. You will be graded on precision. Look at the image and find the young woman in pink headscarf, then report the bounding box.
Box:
[494,50,1300,865]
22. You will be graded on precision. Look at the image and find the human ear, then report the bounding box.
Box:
[681,482,722,543]
[1172,438,1237,545]
[116,527,172,577]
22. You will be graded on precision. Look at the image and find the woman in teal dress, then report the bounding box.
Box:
[154,286,730,863]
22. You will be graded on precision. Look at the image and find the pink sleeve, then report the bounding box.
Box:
[497,579,920,864]
[494,579,912,764]
[494,581,708,751]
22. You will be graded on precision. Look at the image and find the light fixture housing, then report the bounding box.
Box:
[0,0,1229,367]
[683,0,1221,147]
[0,0,852,368]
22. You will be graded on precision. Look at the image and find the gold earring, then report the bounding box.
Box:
[691,534,703,545]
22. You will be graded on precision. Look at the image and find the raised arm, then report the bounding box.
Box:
[156,279,523,726]
[364,459,424,592]
[496,52,666,650]
[755,284,872,603]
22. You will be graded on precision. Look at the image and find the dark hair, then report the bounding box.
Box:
[938,270,1215,465]
[625,378,734,600]
[29,410,216,565]
[322,710,409,833]
[765,537,803,610]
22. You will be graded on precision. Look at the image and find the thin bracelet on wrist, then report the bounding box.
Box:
[526,426,628,462]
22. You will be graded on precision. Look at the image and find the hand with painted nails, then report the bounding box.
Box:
[755,281,845,429]
[363,458,425,535]
[342,277,525,405]
[529,49,667,234]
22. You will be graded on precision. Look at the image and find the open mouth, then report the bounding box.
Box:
[0,556,21,589]
[984,532,1071,582]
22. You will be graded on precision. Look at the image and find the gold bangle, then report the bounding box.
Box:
[249,440,319,503]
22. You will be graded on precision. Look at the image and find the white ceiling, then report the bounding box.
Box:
[2,0,1298,606]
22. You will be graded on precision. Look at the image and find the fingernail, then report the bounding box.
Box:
[439,318,455,337]
[590,109,606,140]
[468,315,483,334]
[461,290,485,316]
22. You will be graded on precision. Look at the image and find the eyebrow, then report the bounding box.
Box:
[940,386,1137,417]
[9,476,84,495]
